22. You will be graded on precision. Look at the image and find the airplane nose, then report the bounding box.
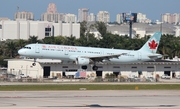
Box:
[18,49,24,55]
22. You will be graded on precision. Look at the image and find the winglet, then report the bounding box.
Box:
[138,32,162,53]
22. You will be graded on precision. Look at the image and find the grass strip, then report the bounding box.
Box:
[0,84,180,91]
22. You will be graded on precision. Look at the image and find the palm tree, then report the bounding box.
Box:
[28,36,39,43]
[5,41,17,58]
[54,36,67,45]
[42,36,54,44]
[65,35,76,46]
[95,21,107,38]
[16,39,28,50]
[0,41,6,56]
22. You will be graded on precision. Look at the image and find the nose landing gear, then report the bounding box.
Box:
[32,58,37,66]
[32,63,36,66]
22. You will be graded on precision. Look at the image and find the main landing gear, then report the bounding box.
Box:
[81,65,98,71]
[92,65,98,71]
[32,58,36,66]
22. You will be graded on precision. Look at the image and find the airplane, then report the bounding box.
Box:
[18,32,162,71]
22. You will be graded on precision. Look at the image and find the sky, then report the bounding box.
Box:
[0,0,180,22]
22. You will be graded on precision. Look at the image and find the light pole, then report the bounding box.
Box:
[154,64,157,82]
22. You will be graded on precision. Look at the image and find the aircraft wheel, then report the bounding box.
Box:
[32,63,36,66]
[81,65,87,69]
[92,65,98,71]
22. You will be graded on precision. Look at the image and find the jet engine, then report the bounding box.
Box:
[76,57,90,65]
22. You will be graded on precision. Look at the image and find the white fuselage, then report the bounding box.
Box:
[18,43,153,64]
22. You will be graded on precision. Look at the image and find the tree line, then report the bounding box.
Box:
[0,21,179,67]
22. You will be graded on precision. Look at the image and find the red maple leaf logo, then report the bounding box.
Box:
[148,40,158,49]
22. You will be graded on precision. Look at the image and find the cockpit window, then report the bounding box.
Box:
[23,46,31,49]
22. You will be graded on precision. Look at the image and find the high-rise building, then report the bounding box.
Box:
[14,11,34,20]
[161,13,180,24]
[137,13,151,23]
[64,14,77,23]
[41,3,64,22]
[88,13,96,22]
[97,11,110,23]
[47,3,57,13]
[116,14,123,24]
[41,13,65,22]
[78,8,89,22]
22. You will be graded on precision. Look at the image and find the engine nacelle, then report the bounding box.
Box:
[76,57,90,65]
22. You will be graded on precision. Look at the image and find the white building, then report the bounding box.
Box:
[64,14,77,23]
[97,11,110,23]
[0,20,80,40]
[41,13,65,22]
[6,58,180,79]
[88,13,96,22]
[14,11,34,20]
[0,17,10,21]
[116,14,123,24]
[137,13,151,23]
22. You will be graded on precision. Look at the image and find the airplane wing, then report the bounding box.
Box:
[81,53,127,62]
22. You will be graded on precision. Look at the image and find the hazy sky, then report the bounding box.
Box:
[0,0,180,22]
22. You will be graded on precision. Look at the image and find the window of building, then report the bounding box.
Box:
[147,66,154,68]
[164,66,171,68]
[113,66,120,68]
[45,33,50,36]
[45,28,51,31]
[131,66,137,68]
[0,25,2,29]
[62,66,68,68]
[45,27,52,36]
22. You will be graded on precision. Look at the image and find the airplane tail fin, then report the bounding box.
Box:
[138,32,162,53]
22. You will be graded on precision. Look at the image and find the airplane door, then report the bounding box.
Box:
[138,52,141,60]
[65,50,69,55]
[101,51,104,55]
[35,45,40,53]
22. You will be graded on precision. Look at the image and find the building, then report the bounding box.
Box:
[97,11,110,23]
[0,20,80,40]
[137,13,151,23]
[14,11,34,20]
[161,13,180,24]
[64,14,77,23]
[88,21,180,38]
[78,8,89,22]
[41,3,65,22]
[116,14,123,24]
[88,13,96,22]
[41,13,65,22]
[6,58,180,79]
[0,17,10,21]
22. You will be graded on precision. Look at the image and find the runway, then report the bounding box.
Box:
[0,90,179,109]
